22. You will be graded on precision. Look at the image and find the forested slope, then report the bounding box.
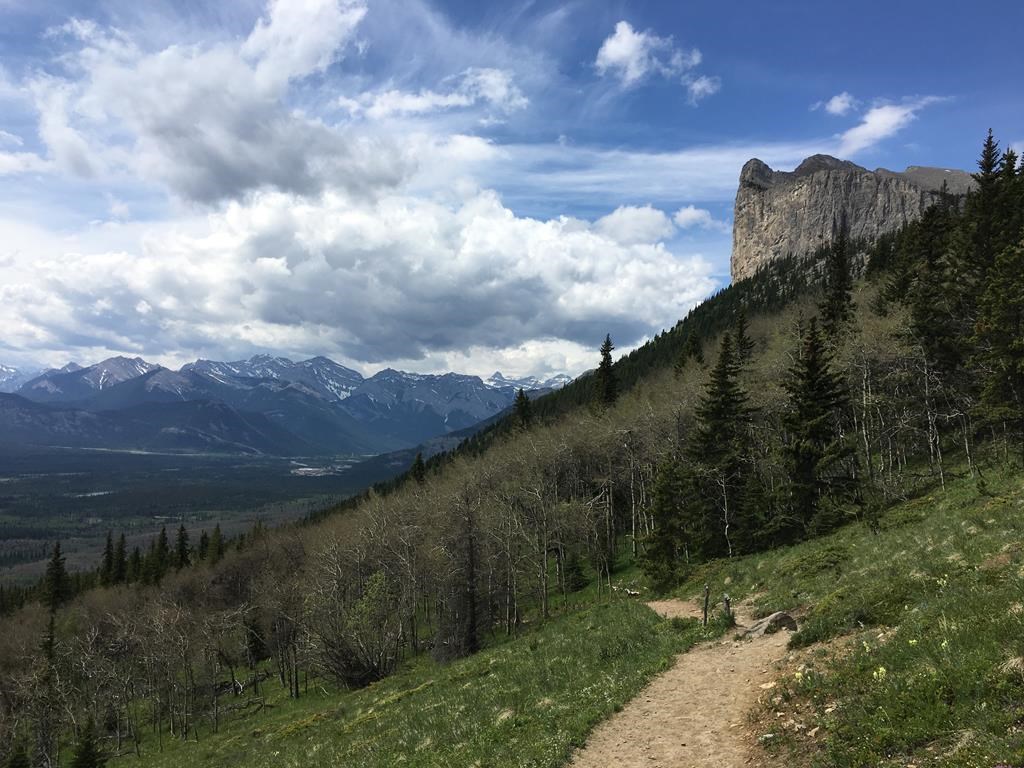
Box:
[1,131,1023,767]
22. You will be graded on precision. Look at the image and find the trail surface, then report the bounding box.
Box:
[570,599,791,768]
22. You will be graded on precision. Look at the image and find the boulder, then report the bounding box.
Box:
[743,611,797,638]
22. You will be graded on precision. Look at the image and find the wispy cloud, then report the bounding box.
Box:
[812,91,858,116]
[837,97,942,155]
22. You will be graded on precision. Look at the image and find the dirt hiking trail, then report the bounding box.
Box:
[570,599,791,768]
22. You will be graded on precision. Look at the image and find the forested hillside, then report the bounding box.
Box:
[1,131,1022,767]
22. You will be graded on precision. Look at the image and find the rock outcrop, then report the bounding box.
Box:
[731,154,974,281]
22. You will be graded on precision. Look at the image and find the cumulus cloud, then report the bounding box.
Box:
[342,67,528,119]
[837,97,942,155]
[595,20,715,101]
[0,190,715,372]
[8,0,411,203]
[593,204,675,245]
[812,91,858,116]
[673,205,729,232]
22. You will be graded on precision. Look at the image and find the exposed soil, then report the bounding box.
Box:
[569,599,792,768]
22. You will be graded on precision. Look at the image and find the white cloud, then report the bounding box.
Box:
[345,67,528,119]
[837,97,941,155]
[685,75,720,104]
[0,190,715,375]
[812,91,857,116]
[594,204,675,245]
[14,0,407,203]
[0,130,23,147]
[595,21,705,90]
[673,205,729,232]
[0,151,50,174]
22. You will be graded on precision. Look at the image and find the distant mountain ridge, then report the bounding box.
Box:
[3,354,571,456]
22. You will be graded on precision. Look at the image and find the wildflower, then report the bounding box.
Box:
[793,671,803,681]
[941,639,949,650]
[862,641,871,653]
[873,666,887,681]
[908,639,918,646]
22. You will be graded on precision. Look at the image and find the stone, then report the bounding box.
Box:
[730,154,975,281]
[743,611,798,637]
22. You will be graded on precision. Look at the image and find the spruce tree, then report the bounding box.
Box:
[513,388,532,429]
[735,308,755,363]
[781,318,854,537]
[209,525,225,564]
[5,742,29,768]
[174,525,190,569]
[410,452,427,483]
[99,531,114,587]
[974,239,1024,449]
[42,542,70,612]
[641,458,695,590]
[112,534,127,584]
[198,530,210,561]
[820,216,855,337]
[688,333,752,558]
[70,719,105,768]
[594,334,618,407]
[126,547,142,582]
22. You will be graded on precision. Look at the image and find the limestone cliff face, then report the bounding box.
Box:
[730,154,974,281]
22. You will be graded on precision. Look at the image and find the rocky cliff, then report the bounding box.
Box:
[730,154,974,281]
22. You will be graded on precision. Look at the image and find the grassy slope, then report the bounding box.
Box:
[112,599,713,768]
[678,464,1024,767]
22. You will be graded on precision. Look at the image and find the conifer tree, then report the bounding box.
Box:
[513,388,532,429]
[641,458,696,589]
[174,525,190,569]
[126,547,142,582]
[42,542,70,612]
[594,334,618,407]
[688,333,752,558]
[198,530,210,561]
[820,216,855,337]
[410,452,427,483]
[208,524,225,564]
[5,741,29,768]
[781,318,855,537]
[685,333,705,366]
[99,531,114,587]
[70,719,105,768]
[975,239,1024,448]
[112,533,127,585]
[735,308,755,363]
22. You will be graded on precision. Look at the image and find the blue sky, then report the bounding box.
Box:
[0,0,1021,377]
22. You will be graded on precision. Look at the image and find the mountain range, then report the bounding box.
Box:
[0,355,569,456]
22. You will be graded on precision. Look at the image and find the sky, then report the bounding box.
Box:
[0,0,1021,379]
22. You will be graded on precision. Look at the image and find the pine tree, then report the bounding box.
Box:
[594,334,618,407]
[174,525,190,569]
[735,308,755,363]
[154,526,170,578]
[126,547,142,582]
[781,318,855,538]
[42,542,70,612]
[198,530,210,561]
[513,388,532,429]
[209,525,225,564]
[641,458,696,589]
[974,239,1024,448]
[820,216,855,337]
[410,452,427,483]
[70,719,105,768]
[99,531,114,587]
[5,741,29,768]
[112,534,127,584]
[688,333,752,558]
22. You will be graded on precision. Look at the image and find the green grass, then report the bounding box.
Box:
[675,465,1024,767]
[112,599,711,768]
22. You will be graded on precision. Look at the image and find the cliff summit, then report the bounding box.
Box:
[731,154,974,281]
